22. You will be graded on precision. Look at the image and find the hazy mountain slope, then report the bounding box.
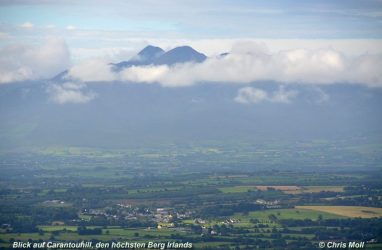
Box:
[1,80,381,150]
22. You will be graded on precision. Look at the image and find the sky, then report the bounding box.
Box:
[0,0,382,91]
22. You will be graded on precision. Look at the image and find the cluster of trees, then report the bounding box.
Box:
[76,215,157,228]
[281,218,382,241]
[198,203,263,217]
[0,206,78,233]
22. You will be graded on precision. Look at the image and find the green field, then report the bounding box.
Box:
[218,185,258,193]
[286,186,344,194]
[235,208,345,222]
[296,206,382,218]
[219,185,345,194]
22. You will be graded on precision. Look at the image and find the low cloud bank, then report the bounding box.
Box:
[67,42,382,88]
[47,82,97,104]
[235,86,298,104]
[1,40,381,87]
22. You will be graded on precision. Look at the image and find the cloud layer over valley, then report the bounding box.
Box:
[1,38,382,104]
[47,81,97,104]
[65,41,382,88]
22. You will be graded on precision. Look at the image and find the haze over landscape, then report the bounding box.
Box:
[0,0,382,152]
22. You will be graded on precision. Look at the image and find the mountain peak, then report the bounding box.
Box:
[110,45,207,71]
[111,45,164,70]
[171,45,197,51]
[154,45,207,65]
[137,45,164,61]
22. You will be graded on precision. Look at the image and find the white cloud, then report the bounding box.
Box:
[20,22,34,29]
[47,81,96,104]
[66,25,76,31]
[271,86,298,103]
[235,86,298,104]
[120,65,169,83]
[0,37,70,84]
[0,67,33,83]
[67,59,116,82]
[234,87,268,104]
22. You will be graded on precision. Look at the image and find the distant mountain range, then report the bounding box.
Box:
[111,45,207,70]
[1,45,381,152]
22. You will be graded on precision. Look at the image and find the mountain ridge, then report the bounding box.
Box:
[55,45,207,80]
[112,45,207,70]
